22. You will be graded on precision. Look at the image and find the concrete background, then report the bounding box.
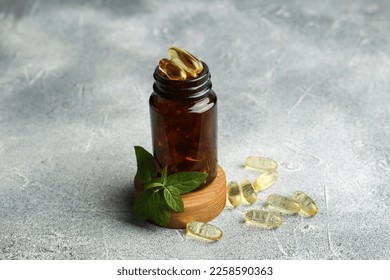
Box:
[0,0,389,259]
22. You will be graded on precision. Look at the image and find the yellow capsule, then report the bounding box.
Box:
[158,58,187,80]
[227,181,242,206]
[267,194,302,215]
[293,191,318,217]
[244,156,278,171]
[186,221,223,241]
[240,179,258,204]
[244,209,283,229]
[253,171,278,192]
[168,47,204,78]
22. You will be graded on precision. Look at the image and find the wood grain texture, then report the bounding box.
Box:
[134,166,226,229]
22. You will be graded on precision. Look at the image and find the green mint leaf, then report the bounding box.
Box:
[146,190,160,218]
[166,172,208,194]
[161,166,168,186]
[133,190,160,220]
[144,177,164,190]
[145,182,164,190]
[152,200,171,227]
[133,189,157,220]
[134,146,157,184]
[163,186,184,212]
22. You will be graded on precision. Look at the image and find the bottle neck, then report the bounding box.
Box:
[153,62,212,100]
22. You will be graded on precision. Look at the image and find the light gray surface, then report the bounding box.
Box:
[0,0,389,260]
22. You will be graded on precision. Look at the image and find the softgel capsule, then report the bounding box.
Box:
[158,47,204,80]
[253,171,278,192]
[244,156,278,171]
[266,194,302,215]
[227,181,242,206]
[293,191,318,217]
[168,47,204,78]
[240,179,258,204]
[186,221,223,241]
[158,58,187,80]
[244,209,283,229]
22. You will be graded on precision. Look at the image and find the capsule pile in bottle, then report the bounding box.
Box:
[158,47,204,80]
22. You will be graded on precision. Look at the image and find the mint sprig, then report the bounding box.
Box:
[163,186,183,212]
[134,146,157,184]
[133,146,208,227]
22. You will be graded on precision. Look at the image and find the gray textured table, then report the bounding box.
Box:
[0,0,389,260]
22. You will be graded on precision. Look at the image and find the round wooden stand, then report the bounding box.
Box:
[134,166,226,229]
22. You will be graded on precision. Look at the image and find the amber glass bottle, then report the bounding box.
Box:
[149,62,218,186]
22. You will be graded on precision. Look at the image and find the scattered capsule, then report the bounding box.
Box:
[186,221,223,241]
[227,181,242,206]
[253,171,278,192]
[240,179,258,204]
[244,156,278,171]
[244,209,283,229]
[293,191,318,217]
[267,194,302,215]
[168,46,204,77]
[158,58,187,80]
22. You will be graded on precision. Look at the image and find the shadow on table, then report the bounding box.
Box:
[102,177,160,230]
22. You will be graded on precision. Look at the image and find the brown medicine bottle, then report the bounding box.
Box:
[149,62,218,186]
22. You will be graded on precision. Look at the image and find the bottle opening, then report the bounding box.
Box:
[153,62,212,99]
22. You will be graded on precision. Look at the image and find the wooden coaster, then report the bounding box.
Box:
[134,166,227,229]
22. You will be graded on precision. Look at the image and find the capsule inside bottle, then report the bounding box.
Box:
[168,46,204,77]
[158,58,188,80]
